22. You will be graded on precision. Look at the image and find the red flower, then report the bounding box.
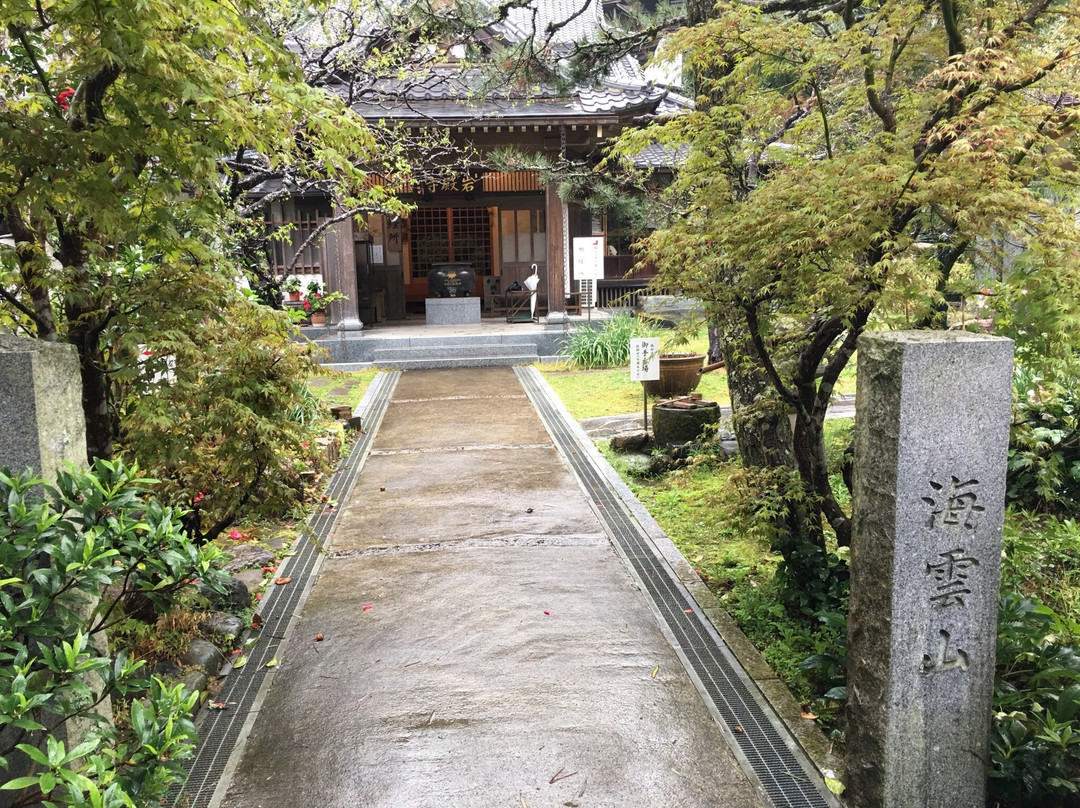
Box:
[193,492,205,504]
[228,529,245,540]
[302,300,311,310]
[56,87,75,110]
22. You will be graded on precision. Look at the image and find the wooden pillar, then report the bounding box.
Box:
[545,182,567,322]
[324,210,363,330]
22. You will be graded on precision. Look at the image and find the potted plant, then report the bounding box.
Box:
[301,290,347,326]
[306,280,322,298]
[284,276,302,301]
[642,326,706,398]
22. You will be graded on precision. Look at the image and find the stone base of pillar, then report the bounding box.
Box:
[545,311,570,326]
[334,318,365,333]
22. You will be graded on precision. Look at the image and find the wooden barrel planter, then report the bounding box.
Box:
[643,353,706,398]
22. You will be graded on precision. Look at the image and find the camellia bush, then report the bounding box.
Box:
[0,461,226,807]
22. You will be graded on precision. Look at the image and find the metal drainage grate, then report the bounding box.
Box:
[516,367,835,808]
[169,371,401,808]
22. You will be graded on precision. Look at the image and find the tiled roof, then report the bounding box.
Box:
[341,61,689,124]
[631,142,687,169]
[291,0,689,125]
[494,0,604,45]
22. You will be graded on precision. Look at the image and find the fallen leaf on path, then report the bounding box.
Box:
[651,666,659,679]
[362,604,373,611]
[234,654,248,669]
[825,777,845,795]
[265,658,278,668]
[274,577,292,585]
[315,634,325,641]
[800,711,818,720]
[684,609,693,614]
[543,610,551,616]
[549,768,577,784]
[734,726,744,733]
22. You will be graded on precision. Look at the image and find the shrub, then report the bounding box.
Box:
[117,295,328,542]
[0,461,225,807]
[989,594,1080,805]
[1007,368,1080,517]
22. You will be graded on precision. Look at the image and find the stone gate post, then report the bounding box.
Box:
[0,334,88,477]
[846,331,1013,808]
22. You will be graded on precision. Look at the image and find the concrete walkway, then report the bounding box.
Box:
[217,368,767,808]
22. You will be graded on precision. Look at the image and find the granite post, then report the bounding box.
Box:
[846,331,1013,808]
[0,334,88,478]
[0,335,107,803]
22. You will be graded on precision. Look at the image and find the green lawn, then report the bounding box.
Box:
[307,368,379,409]
[538,364,731,419]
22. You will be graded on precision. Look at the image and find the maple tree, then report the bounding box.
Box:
[614,0,1080,557]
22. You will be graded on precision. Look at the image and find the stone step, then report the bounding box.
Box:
[368,334,545,350]
[371,344,541,362]
[371,354,540,370]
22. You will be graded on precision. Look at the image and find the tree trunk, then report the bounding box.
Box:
[706,323,724,365]
[718,315,796,470]
[67,318,114,462]
[59,251,116,463]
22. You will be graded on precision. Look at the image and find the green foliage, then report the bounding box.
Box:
[775,543,850,617]
[0,461,222,806]
[608,0,1080,557]
[0,0,401,459]
[1007,369,1080,517]
[564,314,660,369]
[117,293,328,542]
[1003,513,1080,629]
[989,595,1080,804]
[301,290,347,314]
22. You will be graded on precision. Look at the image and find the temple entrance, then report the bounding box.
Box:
[405,206,494,309]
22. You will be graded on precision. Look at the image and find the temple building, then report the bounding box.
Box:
[261,0,687,329]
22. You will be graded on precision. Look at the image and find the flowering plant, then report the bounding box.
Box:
[283,276,302,293]
[302,290,347,313]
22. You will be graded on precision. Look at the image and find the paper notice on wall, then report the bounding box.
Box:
[371,244,384,264]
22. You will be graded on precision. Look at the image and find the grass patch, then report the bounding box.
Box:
[307,368,379,409]
[539,364,731,419]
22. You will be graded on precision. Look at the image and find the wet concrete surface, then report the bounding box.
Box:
[218,367,766,808]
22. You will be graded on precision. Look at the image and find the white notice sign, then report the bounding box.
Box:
[573,236,606,281]
[629,338,661,382]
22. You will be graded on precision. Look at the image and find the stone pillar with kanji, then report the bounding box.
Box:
[846,331,1013,808]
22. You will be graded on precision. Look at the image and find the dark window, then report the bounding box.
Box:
[410,207,492,277]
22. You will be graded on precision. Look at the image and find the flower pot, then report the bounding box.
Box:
[309,311,326,326]
[643,353,706,398]
[288,291,301,301]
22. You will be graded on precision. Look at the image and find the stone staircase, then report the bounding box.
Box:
[366,334,545,370]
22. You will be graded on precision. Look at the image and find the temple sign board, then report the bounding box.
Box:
[629,337,660,430]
